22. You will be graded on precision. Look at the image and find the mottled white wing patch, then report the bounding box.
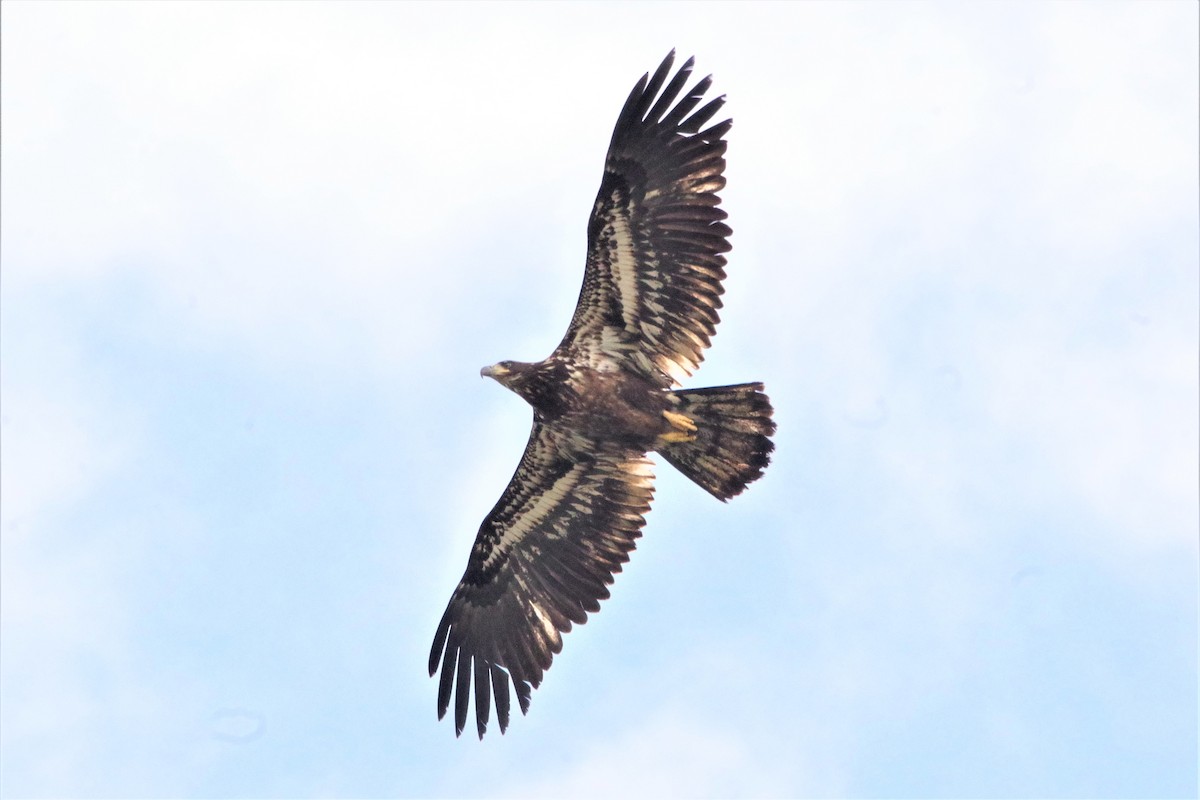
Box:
[477,460,585,572]
[609,204,644,331]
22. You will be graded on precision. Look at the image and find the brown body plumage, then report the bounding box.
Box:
[483,358,772,498]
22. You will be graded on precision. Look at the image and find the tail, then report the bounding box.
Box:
[657,382,776,501]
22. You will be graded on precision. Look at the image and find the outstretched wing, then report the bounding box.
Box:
[428,423,655,738]
[554,50,732,387]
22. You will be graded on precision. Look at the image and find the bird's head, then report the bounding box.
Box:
[480,360,526,391]
[481,360,560,410]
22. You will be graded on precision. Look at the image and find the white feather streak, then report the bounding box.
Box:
[482,464,585,571]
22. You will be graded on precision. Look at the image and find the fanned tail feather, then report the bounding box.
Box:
[657,382,775,501]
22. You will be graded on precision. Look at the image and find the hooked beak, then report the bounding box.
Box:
[480,363,510,381]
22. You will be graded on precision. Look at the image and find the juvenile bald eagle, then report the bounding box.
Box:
[429,51,775,738]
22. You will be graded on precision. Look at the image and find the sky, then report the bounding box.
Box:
[1,1,1197,798]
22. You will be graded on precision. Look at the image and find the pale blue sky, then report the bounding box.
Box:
[2,2,1197,798]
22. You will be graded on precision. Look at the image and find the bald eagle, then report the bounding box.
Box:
[429,51,775,738]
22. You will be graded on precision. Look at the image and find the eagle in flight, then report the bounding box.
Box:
[429,51,776,738]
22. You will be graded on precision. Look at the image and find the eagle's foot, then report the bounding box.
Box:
[657,430,697,444]
[662,410,698,433]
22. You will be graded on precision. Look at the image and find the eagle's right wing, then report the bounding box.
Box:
[428,423,655,738]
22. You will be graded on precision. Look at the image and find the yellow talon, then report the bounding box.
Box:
[658,430,697,444]
[662,410,697,433]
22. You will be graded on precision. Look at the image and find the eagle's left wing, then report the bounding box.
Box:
[554,51,732,387]
[428,423,655,738]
